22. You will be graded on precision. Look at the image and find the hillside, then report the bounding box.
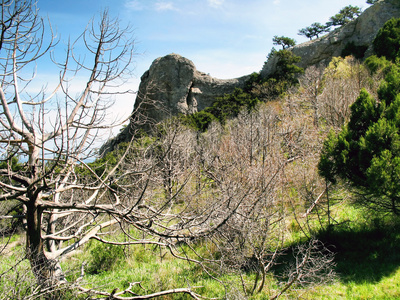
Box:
[104,0,400,153]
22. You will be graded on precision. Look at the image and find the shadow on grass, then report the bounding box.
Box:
[315,219,400,284]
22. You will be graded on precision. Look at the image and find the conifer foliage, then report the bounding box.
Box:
[319,18,400,215]
[373,18,400,62]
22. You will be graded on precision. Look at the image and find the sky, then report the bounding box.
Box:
[35,0,371,133]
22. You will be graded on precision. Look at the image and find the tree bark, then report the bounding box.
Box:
[25,196,61,286]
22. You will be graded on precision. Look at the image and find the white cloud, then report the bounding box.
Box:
[124,0,178,12]
[273,0,280,5]
[207,0,224,8]
[154,1,176,11]
[125,0,145,11]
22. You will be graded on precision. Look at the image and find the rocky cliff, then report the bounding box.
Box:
[133,53,249,122]
[106,53,249,149]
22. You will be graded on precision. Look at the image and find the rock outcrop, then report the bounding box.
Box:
[261,0,400,77]
[133,53,249,122]
[103,54,249,150]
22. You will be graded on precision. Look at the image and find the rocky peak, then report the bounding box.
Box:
[135,53,248,119]
[103,54,249,151]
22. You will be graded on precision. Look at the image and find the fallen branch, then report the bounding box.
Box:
[302,183,331,218]
[76,284,204,300]
[0,215,25,219]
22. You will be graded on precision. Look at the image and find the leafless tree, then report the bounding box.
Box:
[185,103,336,297]
[298,65,325,127]
[318,56,372,129]
[271,239,336,300]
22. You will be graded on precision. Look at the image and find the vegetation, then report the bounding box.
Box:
[327,5,362,27]
[202,87,260,124]
[298,22,331,40]
[373,17,400,62]
[270,49,304,83]
[318,18,400,216]
[364,55,392,75]
[272,35,296,49]
[297,4,364,44]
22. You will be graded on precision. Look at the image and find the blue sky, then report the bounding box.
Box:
[38,0,370,78]
[35,0,371,129]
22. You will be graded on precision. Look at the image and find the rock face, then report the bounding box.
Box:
[134,54,248,121]
[103,54,249,150]
[121,54,247,134]
[261,0,400,77]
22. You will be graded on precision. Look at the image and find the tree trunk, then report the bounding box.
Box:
[26,197,61,286]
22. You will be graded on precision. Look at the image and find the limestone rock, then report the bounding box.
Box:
[134,53,248,121]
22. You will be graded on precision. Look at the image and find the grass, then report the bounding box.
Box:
[3,200,400,299]
[302,268,400,299]
[0,240,39,300]
[285,198,400,300]
[311,217,400,299]
[62,241,234,298]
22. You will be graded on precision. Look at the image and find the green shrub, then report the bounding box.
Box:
[270,49,304,84]
[88,242,126,274]
[364,55,392,75]
[182,87,260,132]
[378,63,400,103]
[184,111,217,132]
[243,72,263,93]
[373,17,400,62]
[204,88,260,125]
[341,42,368,59]
[318,64,400,215]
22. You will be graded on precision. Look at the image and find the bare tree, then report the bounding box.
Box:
[271,239,336,300]
[188,103,335,297]
[298,65,325,127]
[317,56,372,129]
[296,57,380,130]
[0,1,197,298]
[0,1,207,298]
